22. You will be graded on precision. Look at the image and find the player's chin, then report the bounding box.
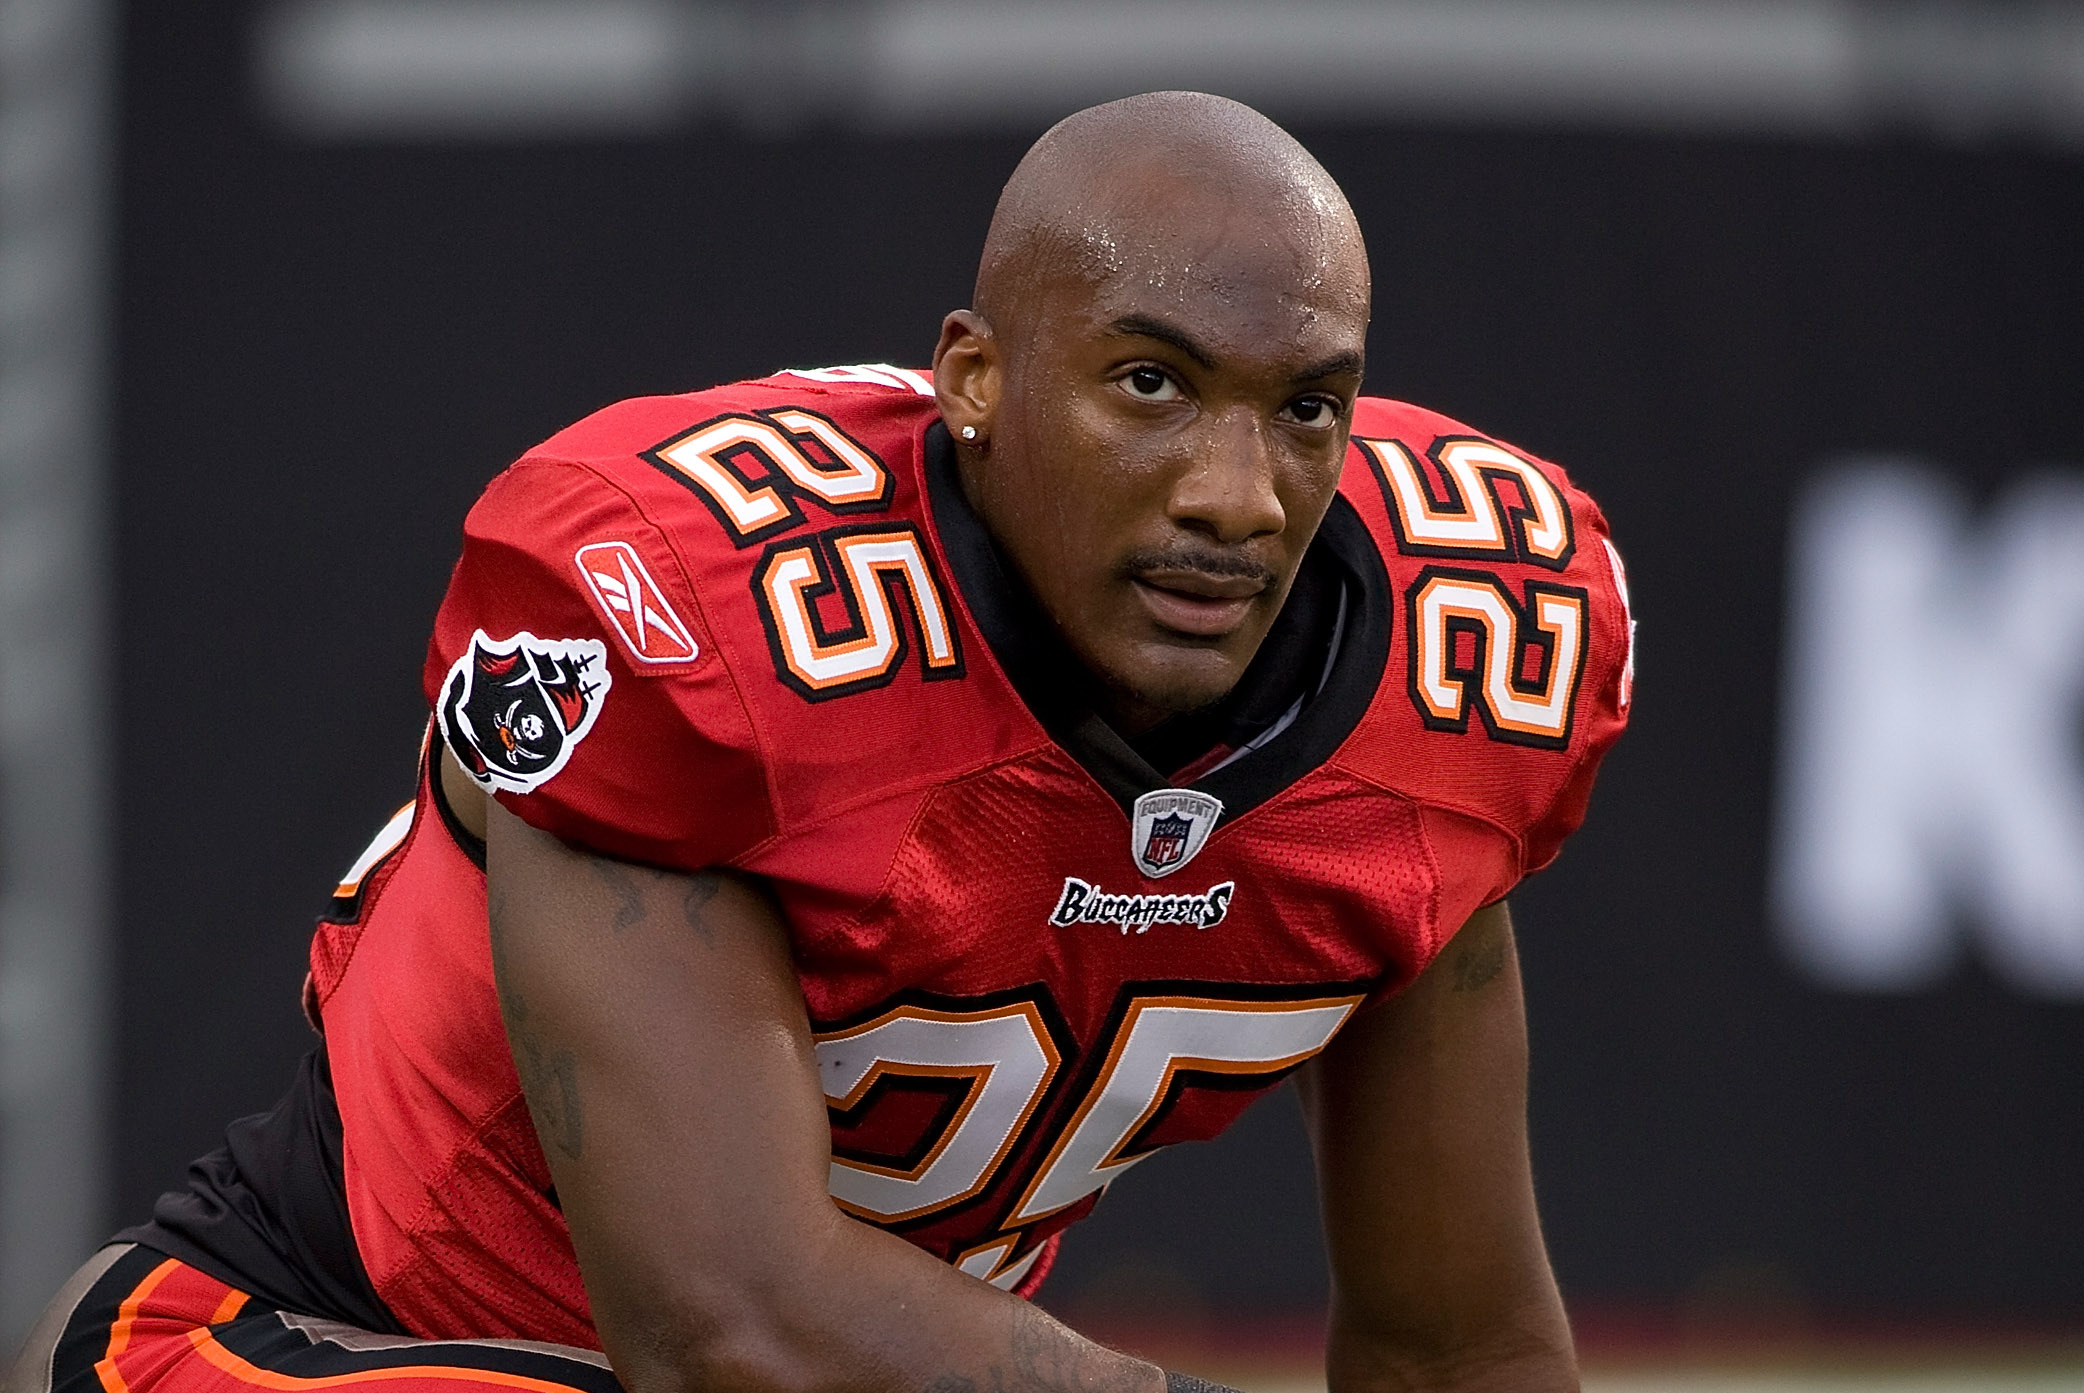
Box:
[1109,638,1247,718]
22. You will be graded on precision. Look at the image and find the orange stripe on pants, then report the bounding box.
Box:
[96,1258,183,1393]
[85,1253,599,1393]
[183,1330,593,1393]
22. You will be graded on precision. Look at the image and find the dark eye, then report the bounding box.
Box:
[1283,395,1339,428]
[1121,366,1182,402]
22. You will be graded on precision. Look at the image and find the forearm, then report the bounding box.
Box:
[484,805,1159,1393]
[1326,1301,1577,1393]
[1306,905,1578,1393]
[593,1205,1160,1393]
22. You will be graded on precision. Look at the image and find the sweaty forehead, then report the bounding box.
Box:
[1026,170,1369,367]
[1078,163,1362,305]
[977,97,1370,361]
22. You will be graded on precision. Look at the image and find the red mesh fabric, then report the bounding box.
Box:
[316,374,1628,1341]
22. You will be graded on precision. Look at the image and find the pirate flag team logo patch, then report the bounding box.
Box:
[439,630,611,794]
[1130,788,1223,879]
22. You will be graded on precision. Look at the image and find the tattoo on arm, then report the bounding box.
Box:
[916,1305,1148,1393]
[589,858,650,933]
[681,872,723,943]
[483,850,726,1163]
[515,1028,587,1161]
[1449,924,1508,993]
[1010,1305,1080,1392]
[587,855,726,946]
[921,1376,983,1393]
[487,888,587,1159]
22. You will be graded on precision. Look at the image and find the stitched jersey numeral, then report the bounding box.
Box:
[822,999,1062,1223]
[1008,994,1358,1223]
[1359,433,1596,748]
[815,986,1362,1288]
[645,411,962,699]
[755,524,963,699]
[647,409,893,544]
[1407,568,1588,749]
[1359,434,1575,569]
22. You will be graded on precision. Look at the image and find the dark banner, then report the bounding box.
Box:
[119,7,2084,1326]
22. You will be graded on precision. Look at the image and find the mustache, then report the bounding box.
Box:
[1117,544,1277,587]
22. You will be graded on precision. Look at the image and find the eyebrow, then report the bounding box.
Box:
[1104,313,1216,370]
[1294,350,1365,382]
[1103,313,1365,385]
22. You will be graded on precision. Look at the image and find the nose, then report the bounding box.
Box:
[1168,408,1287,544]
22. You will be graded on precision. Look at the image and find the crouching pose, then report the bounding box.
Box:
[10,91,1632,1393]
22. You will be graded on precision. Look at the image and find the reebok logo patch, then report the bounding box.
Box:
[575,540,698,665]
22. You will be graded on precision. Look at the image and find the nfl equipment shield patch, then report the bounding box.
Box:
[439,630,610,794]
[1130,788,1223,878]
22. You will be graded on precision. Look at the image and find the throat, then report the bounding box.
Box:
[1124,711,1239,784]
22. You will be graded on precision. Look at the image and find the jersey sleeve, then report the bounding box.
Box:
[1413,508,1631,942]
[1337,401,1636,945]
[422,456,775,870]
[1519,494,1633,877]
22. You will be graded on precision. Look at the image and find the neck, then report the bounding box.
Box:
[1092,683,1176,737]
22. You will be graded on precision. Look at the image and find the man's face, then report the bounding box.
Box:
[941,186,1368,732]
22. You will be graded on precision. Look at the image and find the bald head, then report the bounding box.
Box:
[931,94,1372,731]
[974,92,1368,341]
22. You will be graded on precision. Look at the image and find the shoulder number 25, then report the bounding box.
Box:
[644,410,963,700]
[1359,435,1595,749]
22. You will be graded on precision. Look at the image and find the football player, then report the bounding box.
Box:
[11,92,1631,1393]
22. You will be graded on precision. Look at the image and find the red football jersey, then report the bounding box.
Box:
[310,365,1633,1345]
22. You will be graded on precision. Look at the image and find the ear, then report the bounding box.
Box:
[932,309,999,443]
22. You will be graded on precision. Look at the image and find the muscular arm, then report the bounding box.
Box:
[480,786,1164,1393]
[1296,903,1577,1393]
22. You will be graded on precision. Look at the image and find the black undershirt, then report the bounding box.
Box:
[117,1045,404,1331]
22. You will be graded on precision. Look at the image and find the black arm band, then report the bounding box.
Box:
[1165,1373,1246,1393]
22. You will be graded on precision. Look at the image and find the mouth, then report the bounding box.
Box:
[1130,568,1267,637]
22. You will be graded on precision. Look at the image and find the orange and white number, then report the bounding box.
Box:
[756,525,962,699]
[647,409,892,543]
[1009,994,1360,1223]
[820,1001,1062,1224]
[1409,569,1588,749]
[1360,435,1574,568]
[814,989,1361,1289]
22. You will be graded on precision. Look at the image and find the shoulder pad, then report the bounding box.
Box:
[1334,397,1634,890]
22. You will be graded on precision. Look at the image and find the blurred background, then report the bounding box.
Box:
[3,1,2083,1388]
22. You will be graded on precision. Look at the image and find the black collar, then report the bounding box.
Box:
[922,422,1390,830]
